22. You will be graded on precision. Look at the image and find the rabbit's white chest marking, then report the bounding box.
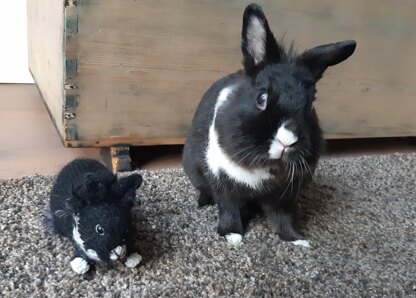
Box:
[206,86,272,190]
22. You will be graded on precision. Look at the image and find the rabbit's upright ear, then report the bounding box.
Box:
[241,4,281,75]
[112,174,143,207]
[298,40,356,80]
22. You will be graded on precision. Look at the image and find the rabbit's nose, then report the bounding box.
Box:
[268,124,298,159]
[275,124,298,147]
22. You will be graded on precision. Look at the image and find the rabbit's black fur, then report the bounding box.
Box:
[49,158,143,273]
[183,4,356,242]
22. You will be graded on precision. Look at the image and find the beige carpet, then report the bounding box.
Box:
[0,153,415,297]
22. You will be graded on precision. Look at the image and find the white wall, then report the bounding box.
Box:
[0,0,34,83]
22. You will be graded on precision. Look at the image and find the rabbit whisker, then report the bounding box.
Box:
[300,155,313,178]
[278,162,293,201]
[290,160,296,197]
[296,159,303,198]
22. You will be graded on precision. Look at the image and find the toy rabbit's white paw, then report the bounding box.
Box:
[70,257,90,274]
[225,233,243,246]
[110,245,127,260]
[125,252,142,268]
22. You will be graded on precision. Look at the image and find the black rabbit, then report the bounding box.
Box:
[49,158,143,274]
[183,3,356,246]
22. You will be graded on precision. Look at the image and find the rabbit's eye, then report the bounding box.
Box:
[95,224,105,235]
[256,92,268,110]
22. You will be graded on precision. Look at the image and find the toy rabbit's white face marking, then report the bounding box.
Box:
[206,86,273,190]
[72,216,84,249]
[125,252,142,268]
[268,123,298,159]
[72,216,101,262]
[247,16,266,65]
[70,257,90,274]
[110,245,127,260]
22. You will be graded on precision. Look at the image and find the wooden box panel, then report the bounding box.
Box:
[27,0,64,139]
[28,0,416,147]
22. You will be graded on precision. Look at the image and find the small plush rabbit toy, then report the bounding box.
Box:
[49,158,143,274]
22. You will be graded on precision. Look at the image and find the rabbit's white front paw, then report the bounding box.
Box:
[70,257,90,274]
[125,252,142,268]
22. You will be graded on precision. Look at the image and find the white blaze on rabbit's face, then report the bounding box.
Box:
[268,123,298,159]
[72,216,101,262]
[206,86,272,190]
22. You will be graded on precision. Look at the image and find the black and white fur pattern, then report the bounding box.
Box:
[49,158,143,274]
[183,4,356,245]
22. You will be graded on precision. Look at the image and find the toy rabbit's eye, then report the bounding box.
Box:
[256,91,268,110]
[95,224,105,235]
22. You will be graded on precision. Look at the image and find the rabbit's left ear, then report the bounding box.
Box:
[112,174,143,206]
[298,40,356,80]
[241,4,281,75]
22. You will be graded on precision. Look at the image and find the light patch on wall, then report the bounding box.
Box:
[0,0,34,83]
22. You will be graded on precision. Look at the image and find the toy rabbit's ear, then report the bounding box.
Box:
[112,174,143,207]
[67,187,84,213]
[84,173,101,192]
[74,173,107,204]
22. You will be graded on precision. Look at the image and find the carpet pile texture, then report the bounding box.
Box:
[0,154,415,297]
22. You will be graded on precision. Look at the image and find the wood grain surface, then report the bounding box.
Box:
[28,0,416,147]
[27,0,65,139]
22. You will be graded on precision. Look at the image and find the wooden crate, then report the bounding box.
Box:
[28,0,416,149]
